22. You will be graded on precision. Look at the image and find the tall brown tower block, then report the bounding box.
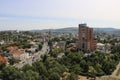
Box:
[78,24,97,52]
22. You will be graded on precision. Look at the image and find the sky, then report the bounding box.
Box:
[0,0,120,30]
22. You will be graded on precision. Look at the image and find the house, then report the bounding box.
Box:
[57,53,65,58]
[97,43,111,53]
[7,46,18,51]
[20,52,30,60]
[97,43,105,50]
[53,41,66,49]
[0,55,8,63]
[66,43,77,51]
[0,40,5,45]
[115,42,120,46]
[1,52,13,59]
[30,41,36,45]
[10,49,25,60]
[10,49,30,60]
[28,44,39,53]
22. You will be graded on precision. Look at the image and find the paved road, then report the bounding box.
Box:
[14,42,49,69]
[32,42,49,62]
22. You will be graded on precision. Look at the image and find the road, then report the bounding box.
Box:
[14,42,49,69]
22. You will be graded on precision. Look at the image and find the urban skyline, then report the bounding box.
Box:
[0,0,120,30]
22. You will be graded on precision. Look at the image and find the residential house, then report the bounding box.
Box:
[0,55,8,64]
[53,41,66,49]
[10,49,24,60]
[7,46,18,51]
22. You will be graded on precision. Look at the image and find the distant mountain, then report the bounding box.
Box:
[93,28,120,36]
[31,27,120,36]
[93,28,118,31]
[31,27,78,33]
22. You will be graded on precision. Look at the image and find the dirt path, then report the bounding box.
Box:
[98,62,120,80]
[111,62,120,78]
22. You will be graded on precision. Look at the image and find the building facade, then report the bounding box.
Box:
[78,24,97,52]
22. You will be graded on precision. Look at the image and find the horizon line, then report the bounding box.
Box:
[0,27,119,31]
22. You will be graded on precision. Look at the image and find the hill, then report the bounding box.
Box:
[31,27,120,36]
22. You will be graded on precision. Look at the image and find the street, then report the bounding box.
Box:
[13,42,49,69]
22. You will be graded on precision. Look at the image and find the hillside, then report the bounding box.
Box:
[31,27,120,36]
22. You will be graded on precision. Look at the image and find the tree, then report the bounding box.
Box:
[32,61,48,76]
[9,58,18,65]
[80,60,89,73]
[88,66,97,80]
[38,44,42,50]
[22,70,41,80]
[48,63,67,76]
[0,66,22,80]
[102,61,115,75]
[0,62,6,70]
[111,45,120,53]
[22,43,32,49]
[41,54,48,62]
[52,37,60,42]
[22,64,33,72]
[66,73,77,80]
[49,72,60,80]
[70,64,83,74]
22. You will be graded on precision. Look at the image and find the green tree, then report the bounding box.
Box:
[22,70,41,80]
[0,62,6,70]
[22,64,33,72]
[80,60,89,73]
[111,45,120,53]
[38,44,42,50]
[41,54,48,62]
[32,61,48,76]
[49,72,60,80]
[9,58,18,65]
[70,64,83,74]
[66,73,77,80]
[0,66,22,80]
[102,61,115,75]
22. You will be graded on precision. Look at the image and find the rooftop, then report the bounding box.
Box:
[79,23,87,27]
[0,55,8,63]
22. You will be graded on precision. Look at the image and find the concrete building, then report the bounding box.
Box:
[78,24,97,52]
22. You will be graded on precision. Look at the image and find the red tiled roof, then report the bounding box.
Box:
[7,46,18,51]
[10,50,24,55]
[0,55,8,63]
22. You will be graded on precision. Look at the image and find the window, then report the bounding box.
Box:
[82,43,85,48]
[82,33,85,38]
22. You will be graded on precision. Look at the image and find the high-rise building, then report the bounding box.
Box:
[78,24,97,52]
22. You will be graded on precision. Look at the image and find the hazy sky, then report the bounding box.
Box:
[0,0,120,30]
